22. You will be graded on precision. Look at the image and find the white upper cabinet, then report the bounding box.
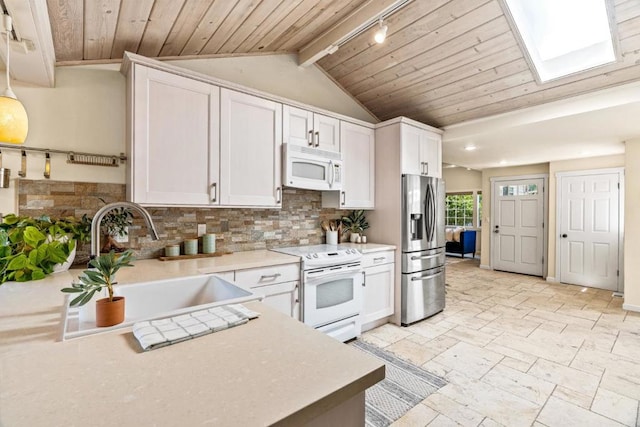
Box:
[220,89,283,207]
[283,105,340,152]
[400,124,442,178]
[323,122,375,209]
[129,65,219,205]
[313,113,340,152]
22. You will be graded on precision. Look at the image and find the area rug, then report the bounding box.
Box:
[351,340,448,427]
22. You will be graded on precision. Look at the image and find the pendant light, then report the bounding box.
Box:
[0,14,28,144]
[374,18,388,44]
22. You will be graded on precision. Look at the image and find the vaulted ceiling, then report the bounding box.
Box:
[43,0,640,130]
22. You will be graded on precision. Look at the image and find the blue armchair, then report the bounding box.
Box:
[445,229,476,258]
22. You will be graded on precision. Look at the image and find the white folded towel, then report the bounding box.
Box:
[132,304,260,351]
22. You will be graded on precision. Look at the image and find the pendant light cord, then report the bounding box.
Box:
[3,14,12,98]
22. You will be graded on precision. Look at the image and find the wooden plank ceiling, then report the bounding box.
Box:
[45,0,640,127]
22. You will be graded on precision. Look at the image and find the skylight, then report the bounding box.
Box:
[504,0,617,82]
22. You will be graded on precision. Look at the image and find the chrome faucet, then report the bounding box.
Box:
[90,201,160,259]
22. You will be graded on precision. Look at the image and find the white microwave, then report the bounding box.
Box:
[283,144,343,191]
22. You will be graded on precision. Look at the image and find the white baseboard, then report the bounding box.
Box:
[546,277,559,283]
[361,316,392,333]
[623,303,640,312]
[479,264,491,270]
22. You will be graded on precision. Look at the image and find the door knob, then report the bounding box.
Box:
[561,234,568,238]
[493,229,499,233]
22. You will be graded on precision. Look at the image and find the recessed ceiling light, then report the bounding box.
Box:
[499,160,507,165]
[464,145,476,151]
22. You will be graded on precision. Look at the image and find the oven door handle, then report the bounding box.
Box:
[410,269,444,282]
[304,270,360,285]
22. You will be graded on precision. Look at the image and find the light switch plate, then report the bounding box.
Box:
[114,227,129,243]
[197,224,206,237]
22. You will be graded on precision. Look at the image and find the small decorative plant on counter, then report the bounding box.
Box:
[341,210,369,243]
[98,198,134,253]
[61,250,135,327]
[0,214,91,284]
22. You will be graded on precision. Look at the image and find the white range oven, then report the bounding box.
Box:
[271,245,363,342]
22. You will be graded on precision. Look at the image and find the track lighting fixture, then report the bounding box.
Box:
[374,18,388,44]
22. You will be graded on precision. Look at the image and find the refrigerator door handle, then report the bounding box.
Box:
[410,269,444,282]
[425,183,435,242]
[410,253,440,261]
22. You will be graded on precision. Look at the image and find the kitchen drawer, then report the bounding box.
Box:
[234,263,300,287]
[362,250,394,268]
[250,280,300,320]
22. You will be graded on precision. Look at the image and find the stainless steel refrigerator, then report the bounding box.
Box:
[401,174,446,325]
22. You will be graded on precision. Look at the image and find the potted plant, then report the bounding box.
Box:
[0,214,91,284]
[98,198,133,253]
[341,210,369,243]
[61,250,135,327]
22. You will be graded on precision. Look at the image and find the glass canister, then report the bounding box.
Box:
[184,238,198,255]
[202,233,216,254]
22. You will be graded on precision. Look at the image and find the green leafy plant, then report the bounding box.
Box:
[61,250,135,306]
[341,210,369,235]
[0,214,91,284]
[98,197,134,253]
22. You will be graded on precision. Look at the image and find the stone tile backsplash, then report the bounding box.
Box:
[16,180,349,263]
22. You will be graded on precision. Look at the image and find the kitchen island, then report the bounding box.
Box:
[0,250,384,426]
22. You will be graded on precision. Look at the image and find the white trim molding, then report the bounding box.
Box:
[623,303,640,313]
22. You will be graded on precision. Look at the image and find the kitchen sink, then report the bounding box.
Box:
[60,274,262,340]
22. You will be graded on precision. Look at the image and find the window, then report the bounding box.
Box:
[476,192,483,228]
[499,184,538,196]
[504,0,616,82]
[446,193,474,227]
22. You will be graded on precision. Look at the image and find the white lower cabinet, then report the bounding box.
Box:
[361,251,395,330]
[251,281,300,320]
[233,263,300,320]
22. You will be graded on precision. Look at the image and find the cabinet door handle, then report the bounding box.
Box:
[341,191,346,206]
[211,182,217,202]
[276,186,281,204]
[373,257,385,263]
[362,270,366,287]
[308,130,313,146]
[315,131,320,147]
[425,162,429,175]
[260,273,281,280]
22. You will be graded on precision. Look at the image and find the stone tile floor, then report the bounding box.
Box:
[361,258,640,427]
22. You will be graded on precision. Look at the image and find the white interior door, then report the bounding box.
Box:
[559,172,620,290]
[492,178,544,276]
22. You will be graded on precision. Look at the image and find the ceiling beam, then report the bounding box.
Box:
[297,0,411,68]
[0,0,56,87]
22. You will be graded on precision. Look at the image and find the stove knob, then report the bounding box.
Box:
[313,253,319,258]
[305,255,312,259]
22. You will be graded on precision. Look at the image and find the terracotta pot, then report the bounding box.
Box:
[95,296,125,327]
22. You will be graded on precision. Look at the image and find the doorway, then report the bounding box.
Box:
[491,176,546,276]
[556,169,623,292]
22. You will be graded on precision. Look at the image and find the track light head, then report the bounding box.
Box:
[374,18,387,44]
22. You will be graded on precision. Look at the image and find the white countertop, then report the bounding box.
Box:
[339,242,396,254]
[0,249,384,426]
